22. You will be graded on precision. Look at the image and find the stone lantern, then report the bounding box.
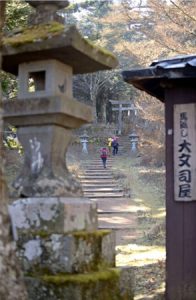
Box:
[122,54,196,300]
[80,131,89,154]
[129,131,139,152]
[2,1,134,299]
[2,1,118,198]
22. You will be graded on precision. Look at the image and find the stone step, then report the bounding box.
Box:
[26,267,134,300]
[84,192,124,198]
[82,167,113,171]
[17,230,115,274]
[83,160,114,163]
[86,158,114,161]
[96,198,142,213]
[83,169,113,173]
[80,179,115,184]
[82,187,123,193]
[85,158,114,161]
[98,213,137,229]
[82,172,113,176]
[82,162,113,165]
[79,175,114,179]
[115,229,144,245]
[83,163,113,167]
[83,168,113,171]
[82,183,118,188]
[98,210,135,214]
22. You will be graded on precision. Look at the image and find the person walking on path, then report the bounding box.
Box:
[108,137,113,155]
[112,137,119,155]
[100,147,109,168]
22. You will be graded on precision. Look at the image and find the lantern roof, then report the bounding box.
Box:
[122,54,196,102]
[2,22,118,75]
[26,0,69,9]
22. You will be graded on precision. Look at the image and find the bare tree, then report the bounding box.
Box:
[0,1,27,299]
[74,71,113,122]
[120,0,196,61]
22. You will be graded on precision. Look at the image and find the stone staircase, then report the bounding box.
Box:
[79,158,124,199]
[79,157,140,245]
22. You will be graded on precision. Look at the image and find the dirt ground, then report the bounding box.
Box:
[113,156,166,300]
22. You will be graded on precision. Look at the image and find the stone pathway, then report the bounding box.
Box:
[79,157,141,245]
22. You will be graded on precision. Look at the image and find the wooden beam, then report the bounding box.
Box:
[112,107,136,111]
[109,100,132,105]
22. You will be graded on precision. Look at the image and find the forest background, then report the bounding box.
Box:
[2,0,196,165]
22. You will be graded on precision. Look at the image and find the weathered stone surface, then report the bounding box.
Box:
[17,230,115,274]
[3,96,93,128]
[9,198,98,236]
[3,95,92,197]
[2,24,118,75]
[18,60,73,99]
[26,1,69,25]
[3,125,83,198]
[25,267,134,300]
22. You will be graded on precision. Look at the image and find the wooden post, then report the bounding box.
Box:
[165,87,196,299]
[122,55,196,300]
[118,103,122,135]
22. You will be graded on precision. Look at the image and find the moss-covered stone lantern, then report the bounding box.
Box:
[2,1,134,299]
[3,0,118,198]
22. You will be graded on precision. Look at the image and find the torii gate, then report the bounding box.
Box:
[109,100,138,135]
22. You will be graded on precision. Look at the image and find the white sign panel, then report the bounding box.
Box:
[174,103,196,201]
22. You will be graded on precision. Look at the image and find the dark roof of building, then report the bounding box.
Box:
[122,54,196,102]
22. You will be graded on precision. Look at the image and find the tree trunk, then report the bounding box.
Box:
[0,2,28,299]
[100,102,107,124]
[91,95,97,123]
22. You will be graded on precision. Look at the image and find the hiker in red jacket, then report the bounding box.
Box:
[100,147,109,168]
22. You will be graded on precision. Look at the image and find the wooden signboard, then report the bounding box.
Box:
[174,103,196,201]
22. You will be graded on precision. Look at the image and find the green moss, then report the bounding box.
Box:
[72,229,111,240]
[83,37,117,59]
[31,230,50,238]
[40,269,120,286]
[19,229,111,243]
[27,269,133,299]
[3,22,64,47]
[72,229,113,272]
[29,229,111,240]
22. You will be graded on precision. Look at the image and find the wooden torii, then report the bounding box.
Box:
[109,100,137,135]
